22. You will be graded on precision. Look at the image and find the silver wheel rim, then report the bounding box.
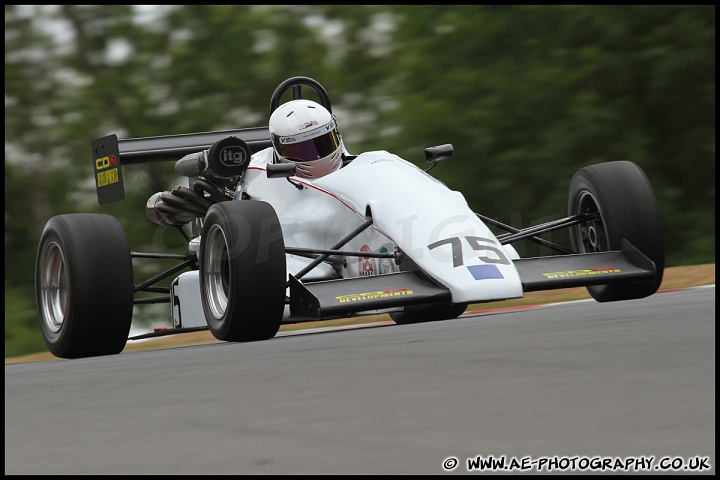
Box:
[38,241,68,334]
[575,191,607,253]
[204,224,230,319]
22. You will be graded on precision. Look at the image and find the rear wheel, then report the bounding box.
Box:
[199,201,286,342]
[568,161,664,302]
[35,214,134,358]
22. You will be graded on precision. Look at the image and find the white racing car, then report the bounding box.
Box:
[35,76,665,359]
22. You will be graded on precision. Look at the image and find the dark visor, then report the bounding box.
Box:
[273,129,341,162]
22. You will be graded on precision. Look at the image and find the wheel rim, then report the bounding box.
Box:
[575,191,608,253]
[204,224,231,319]
[38,241,68,334]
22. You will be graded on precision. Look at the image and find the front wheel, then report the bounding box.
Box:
[568,161,664,302]
[199,201,286,342]
[35,214,134,358]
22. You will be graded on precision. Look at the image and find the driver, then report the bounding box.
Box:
[147,98,349,226]
[268,99,346,179]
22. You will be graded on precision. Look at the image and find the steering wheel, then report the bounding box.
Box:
[270,76,332,115]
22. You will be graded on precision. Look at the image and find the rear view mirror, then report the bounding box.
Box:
[424,144,453,173]
[424,144,454,163]
[267,162,297,178]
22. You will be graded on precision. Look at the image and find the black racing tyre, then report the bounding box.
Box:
[568,161,665,302]
[35,214,134,358]
[199,200,286,342]
[390,303,468,325]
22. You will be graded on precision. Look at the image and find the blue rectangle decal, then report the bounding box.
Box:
[467,264,504,280]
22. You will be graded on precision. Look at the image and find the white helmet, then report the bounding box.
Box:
[269,99,343,179]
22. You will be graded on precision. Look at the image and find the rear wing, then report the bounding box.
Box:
[90,126,271,204]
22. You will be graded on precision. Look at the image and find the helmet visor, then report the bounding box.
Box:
[273,128,341,162]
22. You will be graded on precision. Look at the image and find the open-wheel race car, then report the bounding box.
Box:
[35,76,665,359]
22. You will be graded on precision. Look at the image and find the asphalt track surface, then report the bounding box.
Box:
[5,286,715,475]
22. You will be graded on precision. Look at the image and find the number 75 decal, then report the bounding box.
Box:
[427,236,510,267]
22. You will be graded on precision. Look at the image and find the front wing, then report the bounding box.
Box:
[286,239,657,321]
